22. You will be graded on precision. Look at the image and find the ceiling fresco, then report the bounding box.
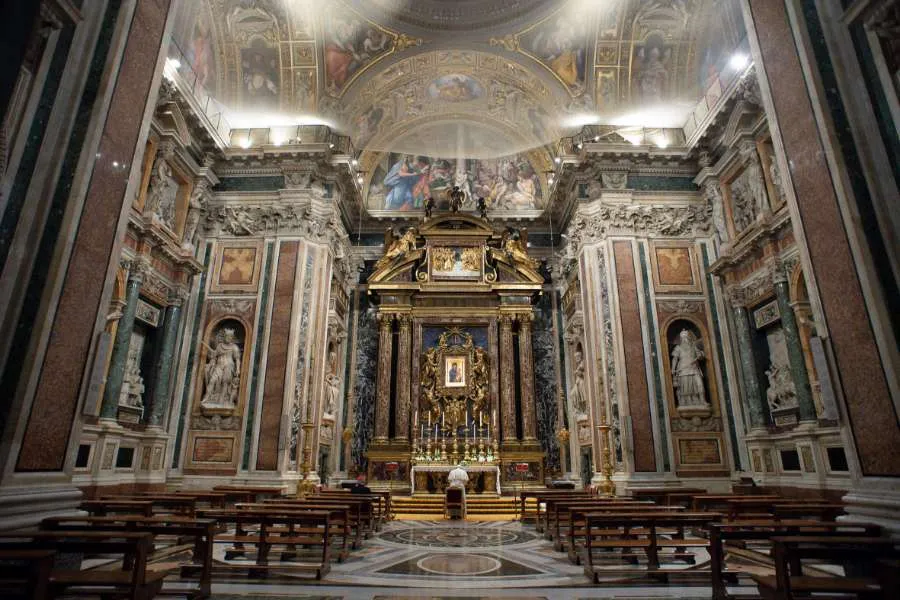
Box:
[170,0,747,213]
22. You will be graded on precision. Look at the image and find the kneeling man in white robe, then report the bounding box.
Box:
[447,463,469,519]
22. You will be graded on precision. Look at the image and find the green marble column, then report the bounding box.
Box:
[147,293,184,427]
[100,260,146,419]
[774,274,817,422]
[728,289,768,429]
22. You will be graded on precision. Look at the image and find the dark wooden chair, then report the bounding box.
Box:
[445,488,465,520]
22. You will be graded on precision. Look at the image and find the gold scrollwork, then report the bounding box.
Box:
[420,328,489,429]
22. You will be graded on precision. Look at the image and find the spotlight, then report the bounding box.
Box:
[351,158,359,167]
[357,175,364,184]
[240,138,251,149]
[729,53,750,70]
[329,143,335,149]
[594,135,600,142]
[554,157,561,164]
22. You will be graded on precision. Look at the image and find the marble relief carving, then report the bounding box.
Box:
[200,326,243,410]
[533,293,560,473]
[119,333,146,409]
[596,248,622,466]
[567,202,711,252]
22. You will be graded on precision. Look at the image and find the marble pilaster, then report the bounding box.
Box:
[395,314,411,442]
[772,268,817,422]
[374,312,394,442]
[518,313,538,441]
[728,288,768,429]
[147,291,184,427]
[99,259,146,420]
[499,314,516,441]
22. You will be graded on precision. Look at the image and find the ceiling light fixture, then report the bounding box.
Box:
[554,157,561,164]
[351,158,359,167]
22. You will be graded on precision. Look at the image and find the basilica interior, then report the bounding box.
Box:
[0,0,898,598]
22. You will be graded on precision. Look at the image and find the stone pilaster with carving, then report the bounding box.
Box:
[518,313,538,441]
[395,314,412,442]
[374,312,394,442]
[499,314,517,441]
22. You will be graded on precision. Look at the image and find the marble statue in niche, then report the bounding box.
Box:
[670,328,709,410]
[119,333,146,408]
[764,328,798,412]
[323,351,341,419]
[704,181,728,244]
[201,325,243,410]
[768,157,786,203]
[571,345,588,420]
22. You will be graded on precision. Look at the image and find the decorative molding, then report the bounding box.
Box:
[566,201,711,252]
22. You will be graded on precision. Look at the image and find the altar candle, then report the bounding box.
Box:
[435,423,438,438]
[465,408,469,426]
[428,411,432,427]
[441,412,445,427]
[479,411,483,428]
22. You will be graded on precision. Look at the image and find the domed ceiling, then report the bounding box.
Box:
[170,0,747,213]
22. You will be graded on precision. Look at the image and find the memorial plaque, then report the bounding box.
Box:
[192,436,234,463]
[678,438,721,465]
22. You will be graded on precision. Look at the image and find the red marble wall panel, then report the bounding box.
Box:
[613,241,657,472]
[17,0,172,471]
[255,241,299,471]
[749,0,900,475]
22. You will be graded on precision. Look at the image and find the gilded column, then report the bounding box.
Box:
[518,312,538,441]
[727,286,768,429]
[772,262,817,422]
[499,314,517,441]
[374,312,394,442]
[147,288,186,427]
[395,314,412,442]
[100,257,148,420]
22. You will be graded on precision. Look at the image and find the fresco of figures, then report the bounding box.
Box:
[324,8,393,94]
[367,153,543,212]
[518,12,588,91]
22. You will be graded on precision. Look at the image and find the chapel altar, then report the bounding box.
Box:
[364,211,546,493]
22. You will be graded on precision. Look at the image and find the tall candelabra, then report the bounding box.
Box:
[596,418,615,497]
[296,421,316,498]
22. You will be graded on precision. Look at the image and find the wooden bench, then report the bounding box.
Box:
[524,491,594,531]
[708,520,882,600]
[212,485,287,502]
[40,514,216,599]
[752,535,900,600]
[80,499,154,517]
[565,505,688,564]
[168,490,229,508]
[0,549,55,600]
[197,509,333,579]
[630,488,707,506]
[237,503,352,561]
[691,494,781,513]
[544,498,654,548]
[0,530,173,600]
[318,490,391,527]
[102,494,199,517]
[266,496,374,544]
[581,512,722,582]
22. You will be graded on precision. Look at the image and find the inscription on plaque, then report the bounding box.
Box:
[678,438,721,465]
[192,437,233,463]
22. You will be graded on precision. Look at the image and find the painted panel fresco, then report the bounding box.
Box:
[323,6,393,95]
[367,153,543,212]
[186,5,216,90]
[533,291,561,474]
[426,74,484,102]
[218,247,258,286]
[518,12,589,92]
[241,40,280,109]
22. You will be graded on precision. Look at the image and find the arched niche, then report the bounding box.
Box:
[194,317,251,416]
[661,316,718,419]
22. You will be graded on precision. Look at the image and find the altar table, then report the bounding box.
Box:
[410,464,501,495]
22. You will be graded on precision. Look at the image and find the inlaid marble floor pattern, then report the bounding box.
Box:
[172,519,753,599]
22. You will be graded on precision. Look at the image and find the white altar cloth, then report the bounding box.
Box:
[410,464,501,495]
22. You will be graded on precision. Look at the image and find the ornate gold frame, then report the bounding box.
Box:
[420,328,489,429]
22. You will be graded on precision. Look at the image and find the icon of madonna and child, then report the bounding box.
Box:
[369,153,542,212]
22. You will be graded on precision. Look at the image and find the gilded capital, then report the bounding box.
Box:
[724,284,746,309]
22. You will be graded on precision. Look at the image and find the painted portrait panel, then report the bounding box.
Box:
[655,247,694,286]
[186,6,216,91]
[445,356,466,388]
[426,74,484,102]
[323,9,393,94]
[519,12,588,91]
[241,40,279,108]
[368,153,542,212]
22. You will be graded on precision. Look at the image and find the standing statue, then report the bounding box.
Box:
[324,371,341,417]
[476,196,488,220]
[447,185,464,212]
[571,346,587,418]
[671,329,707,408]
[201,328,242,410]
[182,186,207,248]
[501,227,539,270]
[374,227,418,271]
[144,158,176,220]
[424,196,435,219]
[704,182,728,245]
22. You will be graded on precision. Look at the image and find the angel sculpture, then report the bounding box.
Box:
[424,196,435,219]
[501,227,539,270]
[374,227,418,271]
[476,196,488,220]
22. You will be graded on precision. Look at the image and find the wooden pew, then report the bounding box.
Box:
[565,505,687,564]
[0,530,172,600]
[630,488,707,506]
[80,499,154,517]
[40,515,216,599]
[318,490,391,527]
[708,520,882,600]
[753,535,900,600]
[692,494,781,513]
[525,491,594,531]
[0,549,54,600]
[169,490,229,508]
[212,485,286,502]
[581,512,722,582]
[198,508,333,579]
[102,494,198,517]
[266,496,373,544]
[236,503,351,561]
[544,498,653,547]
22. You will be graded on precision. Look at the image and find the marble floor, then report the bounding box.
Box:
[163,519,759,599]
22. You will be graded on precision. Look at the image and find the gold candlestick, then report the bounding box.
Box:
[596,419,615,497]
[296,421,316,498]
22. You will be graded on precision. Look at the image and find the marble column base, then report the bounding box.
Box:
[0,484,84,531]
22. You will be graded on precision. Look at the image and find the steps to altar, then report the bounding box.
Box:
[391,494,533,519]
